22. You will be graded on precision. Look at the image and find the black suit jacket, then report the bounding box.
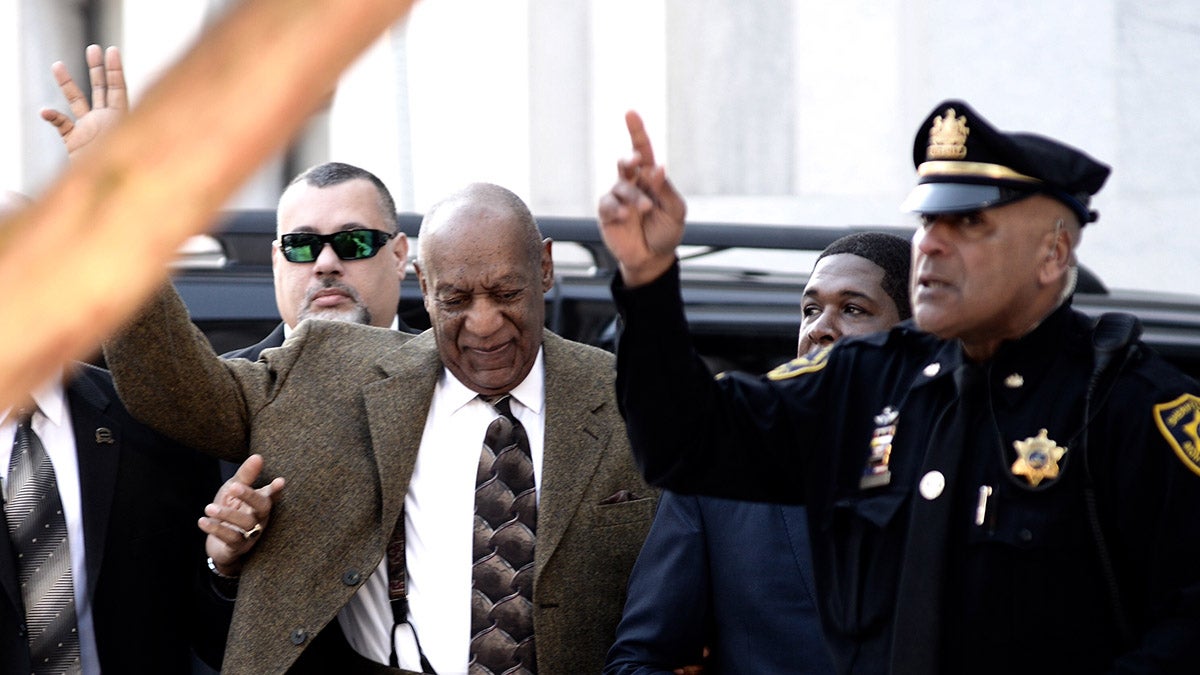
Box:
[222,320,417,363]
[606,492,833,674]
[0,364,222,674]
[223,322,288,362]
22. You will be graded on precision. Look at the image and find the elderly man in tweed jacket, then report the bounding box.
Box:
[106,183,654,674]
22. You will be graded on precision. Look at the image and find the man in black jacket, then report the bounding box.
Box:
[41,46,412,672]
[597,102,1200,673]
[200,160,414,671]
[0,191,222,674]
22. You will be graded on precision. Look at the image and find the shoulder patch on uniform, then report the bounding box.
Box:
[1152,393,1200,478]
[767,345,832,381]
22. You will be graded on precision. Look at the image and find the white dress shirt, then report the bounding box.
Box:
[1,377,100,675]
[338,348,546,674]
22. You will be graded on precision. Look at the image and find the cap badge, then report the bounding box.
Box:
[927,108,970,160]
[1011,428,1066,487]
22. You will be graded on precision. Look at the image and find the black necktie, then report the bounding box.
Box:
[5,410,81,675]
[890,364,982,674]
[469,395,537,675]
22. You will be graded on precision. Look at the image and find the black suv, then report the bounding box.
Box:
[174,210,1200,380]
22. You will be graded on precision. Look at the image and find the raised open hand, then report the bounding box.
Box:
[40,44,128,161]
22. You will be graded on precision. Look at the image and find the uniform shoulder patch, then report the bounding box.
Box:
[1152,393,1200,478]
[767,345,832,381]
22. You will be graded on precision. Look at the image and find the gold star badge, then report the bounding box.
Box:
[1011,429,1066,487]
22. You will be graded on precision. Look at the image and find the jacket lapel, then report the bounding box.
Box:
[780,506,821,605]
[0,500,19,613]
[534,332,607,583]
[360,329,611,587]
[67,370,121,602]
[362,330,440,536]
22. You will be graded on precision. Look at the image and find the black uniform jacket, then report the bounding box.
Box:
[0,364,222,674]
[613,263,1200,674]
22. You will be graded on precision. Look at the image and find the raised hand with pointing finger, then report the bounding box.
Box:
[597,110,688,287]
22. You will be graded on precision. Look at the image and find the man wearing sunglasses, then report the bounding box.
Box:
[221,161,411,366]
[198,161,412,672]
[40,46,410,360]
[271,163,409,335]
[44,47,425,674]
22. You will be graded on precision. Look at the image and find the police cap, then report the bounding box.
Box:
[900,100,1111,225]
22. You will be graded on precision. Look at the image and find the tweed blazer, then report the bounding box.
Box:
[105,285,654,674]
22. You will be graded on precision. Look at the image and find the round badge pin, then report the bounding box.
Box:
[919,470,945,500]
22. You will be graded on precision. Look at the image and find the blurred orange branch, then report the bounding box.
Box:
[0,0,416,408]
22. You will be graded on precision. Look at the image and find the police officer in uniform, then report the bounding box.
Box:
[596,101,1200,673]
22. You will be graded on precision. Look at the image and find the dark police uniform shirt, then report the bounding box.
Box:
[612,263,1200,675]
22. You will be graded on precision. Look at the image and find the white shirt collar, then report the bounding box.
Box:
[2,368,66,427]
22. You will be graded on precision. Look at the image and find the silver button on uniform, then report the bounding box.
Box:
[919,470,945,500]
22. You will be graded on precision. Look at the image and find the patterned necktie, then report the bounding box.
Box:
[5,410,81,675]
[469,395,537,675]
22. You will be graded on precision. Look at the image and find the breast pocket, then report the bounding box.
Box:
[592,495,656,528]
[821,488,910,637]
[969,493,1082,549]
[963,484,1106,631]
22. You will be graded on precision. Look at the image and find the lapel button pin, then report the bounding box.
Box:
[919,470,945,500]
